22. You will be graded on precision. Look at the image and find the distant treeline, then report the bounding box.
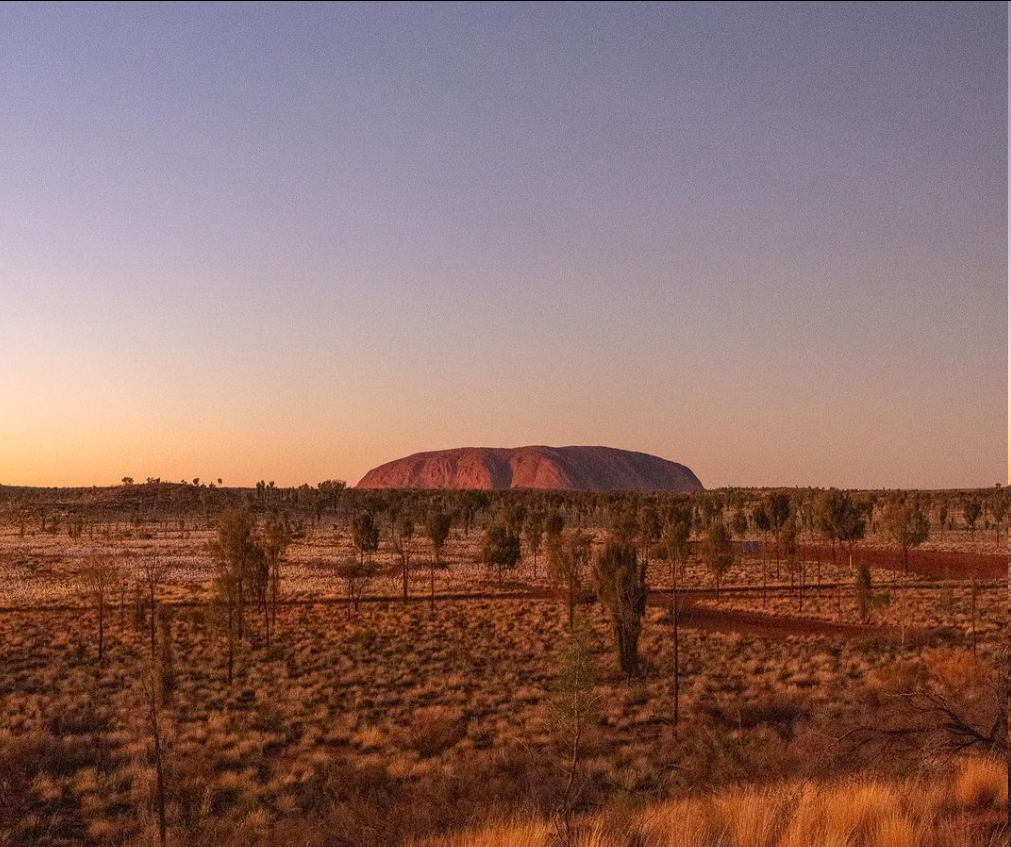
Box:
[0,478,1006,541]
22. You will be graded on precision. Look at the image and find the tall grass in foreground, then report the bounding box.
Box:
[418,757,1007,847]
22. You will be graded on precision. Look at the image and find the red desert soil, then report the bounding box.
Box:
[668,598,935,642]
[0,590,922,641]
[357,445,704,492]
[794,544,1007,580]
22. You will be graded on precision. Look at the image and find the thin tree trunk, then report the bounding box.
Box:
[98,595,105,660]
[149,581,157,659]
[227,597,234,686]
[671,559,679,736]
[149,687,167,845]
[271,568,278,626]
[559,720,582,842]
[970,577,977,656]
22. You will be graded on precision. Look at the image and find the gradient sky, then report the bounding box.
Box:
[1,2,1006,489]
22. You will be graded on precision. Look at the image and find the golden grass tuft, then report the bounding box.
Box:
[418,764,1006,847]
[952,756,1008,809]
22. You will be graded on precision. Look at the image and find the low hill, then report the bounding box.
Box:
[357,445,703,492]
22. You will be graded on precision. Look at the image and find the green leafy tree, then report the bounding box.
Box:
[882,498,929,576]
[753,504,772,606]
[837,495,867,572]
[483,524,521,584]
[701,520,734,603]
[547,529,593,629]
[813,489,844,560]
[593,541,647,680]
[780,513,802,608]
[390,514,415,601]
[962,497,982,536]
[424,512,452,608]
[351,512,380,565]
[318,479,347,515]
[988,488,1008,545]
[730,508,748,540]
[766,493,791,579]
[524,511,546,579]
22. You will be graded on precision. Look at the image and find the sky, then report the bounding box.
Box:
[1,2,1006,490]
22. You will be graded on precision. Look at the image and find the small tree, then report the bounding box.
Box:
[988,488,1008,545]
[593,542,647,681]
[637,504,661,567]
[814,490,844,562]
[837,495,867,563]
[424,512,452,609]
[781,513,802,609]
[962,498,982,536]
[335,558,377,616]
[658,505,692,731]
[842,646,1008,757]
[483,524,521,584]
[882,498,929,576]
[211,508,258,641]
[351,512,380,566]
[547,529,593,629]
[545,511,565,540]
[548,618,598,840]
[730,508,748,540]
[767,493,791,579]
[209,511,258,683]
[139,557,167,659]
[701,521,733,603]
[141,662,168,846]
[753,504,772,605]
[248,542,270,645]
[855,564,873,624]
[389,514,415,601]
[259,512,291,628]
[523,511,545,579]
[80,552,117,661]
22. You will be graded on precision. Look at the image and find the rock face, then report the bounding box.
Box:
[357,446,703,492]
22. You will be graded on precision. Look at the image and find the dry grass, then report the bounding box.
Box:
[419,766,1006,847]
[952,757,1008,810]
[0,498,1005,847]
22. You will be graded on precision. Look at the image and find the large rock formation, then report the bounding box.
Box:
[357,446,703,492]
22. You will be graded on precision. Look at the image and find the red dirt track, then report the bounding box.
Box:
[791,544,1007,580]
[651,593,936,642]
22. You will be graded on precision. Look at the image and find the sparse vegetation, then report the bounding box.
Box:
[0,483,1004,847]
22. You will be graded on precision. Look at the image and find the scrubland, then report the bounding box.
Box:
[0,485,1005,846]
